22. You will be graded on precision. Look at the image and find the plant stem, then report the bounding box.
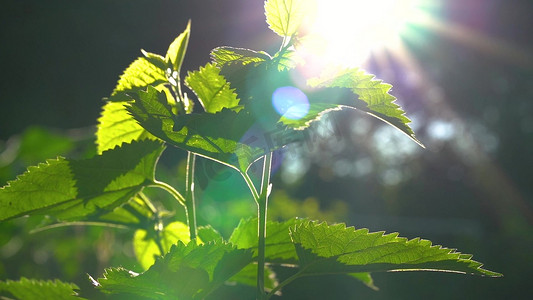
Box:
[265,270,304,299]
[185,151,197,240]
[257,152,273,300]
[242,171,260,202]
[150,180,186,207]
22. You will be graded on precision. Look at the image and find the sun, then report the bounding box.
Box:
[300,0,429,67]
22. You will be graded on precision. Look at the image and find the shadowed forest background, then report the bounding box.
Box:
[1,0,532,299]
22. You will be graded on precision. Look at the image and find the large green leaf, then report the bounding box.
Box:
[0,278,82,300]
[265,0,308,37]
[128,86,303,172]
[97,241,254,299]
[185,63,241,113]
[0,140,165,221]
[308,68,424,147]
[290,221,502,277]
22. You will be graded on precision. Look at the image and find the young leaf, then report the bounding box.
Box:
[308,68,424,147]
[0,278,82,300]
[290,221,502,277]
[165,20,191,75]
[265,0,308,37]
[0,140,165,221]
[105,56,167,102]
[185,63,241,113]
[97,241,254,299]
[134,221,191,270]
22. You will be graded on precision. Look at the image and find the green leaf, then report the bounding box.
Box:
[308,68,424,147]
[290,221,502,277]
[211,47,271,68]
[185,63,241,113]
[134,221,191,270]
[229,218,305,263]
[0,140,165,221]
[197,225,224,243]
[128,86,303,172]
[165,21,191,75]
[97,241,254,299]
[96,101,158,154]
[106,56,167,102]
[265,0,308,37]
[0,278,82,300]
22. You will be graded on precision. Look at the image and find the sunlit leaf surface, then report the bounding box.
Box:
[308,67,424,147]
[0,278,82,300]
[290,221,502,276]
[0,140,165,221]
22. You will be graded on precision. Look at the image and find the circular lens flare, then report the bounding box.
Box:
[272,86,310,120]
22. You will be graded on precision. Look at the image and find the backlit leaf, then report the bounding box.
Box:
[165,21,191,74]
[106,57,167,102]
[265,0,308,37]
[290,221,502,277]
[0,278,82,300]
[96,101,157,154]
[308,68,424,147]
[185,63,241,113]
[0,140,165,221]
[134,221,191,270]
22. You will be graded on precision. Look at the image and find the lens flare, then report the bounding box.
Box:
[301,0,428,67]
[271,86,310,120]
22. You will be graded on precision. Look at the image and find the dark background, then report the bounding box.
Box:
[1,0,532,299]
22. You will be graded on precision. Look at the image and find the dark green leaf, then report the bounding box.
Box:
[128,86,303,172]
[0,278,82,300]
[0,140,165,221]
[97,241,254,299]
[290,221,502,277]
[308,68,424,147]
[185,63,241,113]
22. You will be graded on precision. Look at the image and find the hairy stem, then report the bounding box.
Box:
[150,180,186,207]
[185,151,197,240]
[257,152,273,299]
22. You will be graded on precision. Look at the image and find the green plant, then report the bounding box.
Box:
[0,1,501,299]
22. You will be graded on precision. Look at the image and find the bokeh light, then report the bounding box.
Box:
[271,86,310,119]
